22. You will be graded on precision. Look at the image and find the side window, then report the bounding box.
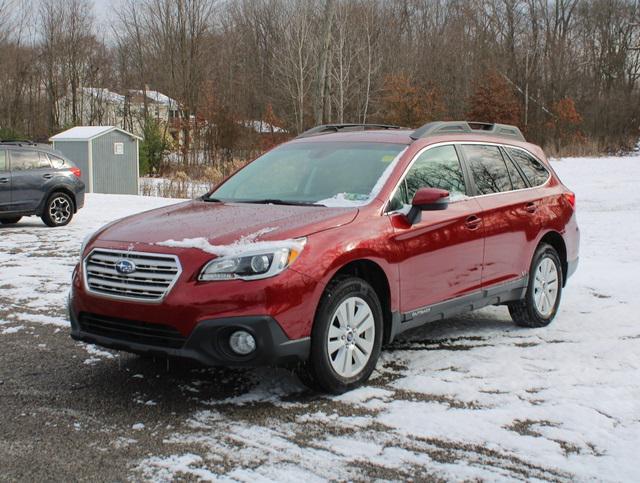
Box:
[0,150,6,171]
[49,154,69,169]
[402,145,467,204]
[461,144,512,194]
[38,152,52,168]
[10,150,50,171]
[502,150,528,190]
[506,148,549,187]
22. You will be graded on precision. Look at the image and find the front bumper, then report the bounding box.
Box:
[69,308,310,367]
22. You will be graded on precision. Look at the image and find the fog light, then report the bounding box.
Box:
[229,330,256,355]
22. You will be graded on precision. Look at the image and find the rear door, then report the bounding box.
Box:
[9,150,54,211]
[390,144,484,312]
[459,143,541,288]
[0,150,11,210]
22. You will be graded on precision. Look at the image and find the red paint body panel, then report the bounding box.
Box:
[70,129,580,353]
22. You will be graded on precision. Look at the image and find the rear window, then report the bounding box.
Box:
[461,144,512,194]
[506,148,549,187]
[0,150,6,171]
[10,150,51,170]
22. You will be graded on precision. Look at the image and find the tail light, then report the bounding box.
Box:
[70,167,82,178]
[563,192,576,208]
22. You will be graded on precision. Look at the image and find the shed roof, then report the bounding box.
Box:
[50,126,142,142]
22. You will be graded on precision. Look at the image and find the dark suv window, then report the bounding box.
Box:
[10,150,51,171]
[49,153,70,169]
[506,148,549,187]
[0,150,6,171]
[461,144,512,194]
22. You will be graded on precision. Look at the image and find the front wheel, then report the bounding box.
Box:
[298,276,383,394]
[509,243,563,328]
[41,192,74,227]
[0,216,22,225]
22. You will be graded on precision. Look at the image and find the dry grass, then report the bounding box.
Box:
[140,159,248,199]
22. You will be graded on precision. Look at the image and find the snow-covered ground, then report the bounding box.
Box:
[1,156,639,481]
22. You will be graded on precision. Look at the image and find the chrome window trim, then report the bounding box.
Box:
[82,248,182,304]
[383,141,551,214]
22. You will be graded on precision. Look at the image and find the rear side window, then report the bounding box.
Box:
[49,154,70,169]
[506,148,549,187]
[10,150,51,170]
[503,153,528,190]
[461,144,512,194]
[0,150,6,171]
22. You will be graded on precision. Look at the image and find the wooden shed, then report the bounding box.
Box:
[50,126,141,195]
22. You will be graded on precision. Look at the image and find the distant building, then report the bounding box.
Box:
[57,87,182,142]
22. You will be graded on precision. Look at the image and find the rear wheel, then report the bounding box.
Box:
[0,216,22,225]
[509,243,563,328]
[41,192,74,227]
[298,276,383,394]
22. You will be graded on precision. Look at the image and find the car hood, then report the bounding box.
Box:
[97,200,358,247]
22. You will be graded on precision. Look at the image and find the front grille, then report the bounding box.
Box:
[79,313,186,348]
[84,249,181,301]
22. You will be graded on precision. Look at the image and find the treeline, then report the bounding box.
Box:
[0,0,639,161]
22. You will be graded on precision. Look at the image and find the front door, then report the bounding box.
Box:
[390,144,485,313]
[0,150,11,211]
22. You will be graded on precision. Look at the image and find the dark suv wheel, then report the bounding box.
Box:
[41,192,74,227]
[0,216,22,225]
[509,243,563,328]
[299,276,383,394]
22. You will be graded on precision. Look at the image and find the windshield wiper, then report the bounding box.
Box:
[240,199,325,207]
[202,196,222,202]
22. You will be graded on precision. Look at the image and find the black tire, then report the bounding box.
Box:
[509,243,563,328]
[41,192,74,227]
[298,276,383,394]
[0,216,22,225]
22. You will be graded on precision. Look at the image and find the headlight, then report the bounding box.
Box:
[199,239,305,281]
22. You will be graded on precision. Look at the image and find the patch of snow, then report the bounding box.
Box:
[157,237,304,258]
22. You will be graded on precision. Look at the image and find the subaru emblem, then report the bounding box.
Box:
[115,259,136,274]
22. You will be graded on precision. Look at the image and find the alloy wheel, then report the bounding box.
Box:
[327,296,375,378]
[49,196,71,225]
[533,256,559,317]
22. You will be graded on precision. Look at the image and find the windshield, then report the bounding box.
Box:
[209,142,406,207]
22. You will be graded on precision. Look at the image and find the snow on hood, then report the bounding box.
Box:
[156,235,305,257]
[95,200,358,247]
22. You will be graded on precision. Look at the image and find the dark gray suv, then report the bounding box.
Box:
[0,141,85,227]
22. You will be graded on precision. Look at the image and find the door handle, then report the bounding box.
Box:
[0,177,8,184]
[525,202,537,213]
[465,215,482,230]
[43,173,53,179]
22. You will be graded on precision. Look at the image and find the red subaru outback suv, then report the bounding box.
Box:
[69,121,579,393]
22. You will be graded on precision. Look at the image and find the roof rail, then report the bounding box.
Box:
[0,139,38,146]
[410,121,525,142]
[297,123,402,139]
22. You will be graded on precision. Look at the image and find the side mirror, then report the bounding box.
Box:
[407,187,450,224]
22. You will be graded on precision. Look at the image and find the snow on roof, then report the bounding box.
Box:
[131,90,179,109]
[82,87,126,104]
[241,120,287,134]
[49,126,142,141]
